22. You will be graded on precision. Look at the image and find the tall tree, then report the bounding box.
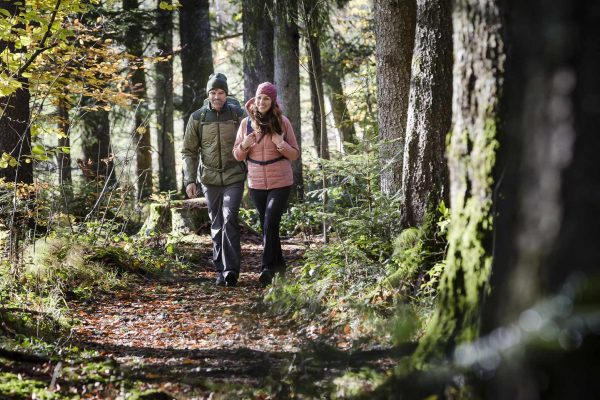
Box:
[243,0,274,100]
[323,63,357,149]
[80,98,114,184]
[124,0,153,199]
[274,0,304,200]
[0,0,33,184]
[78,3,115,186]
[374,0,416,197]
[400,0,452,227]
[56,98,71,186]
[302,0,329,160]
[179,0,213,124]
[414,0,505,361]
[155,0,177,191]
[481,0,600,397]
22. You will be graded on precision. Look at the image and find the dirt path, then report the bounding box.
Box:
[65,232,406,399]
[69,233,314,398]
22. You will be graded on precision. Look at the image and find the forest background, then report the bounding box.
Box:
[1,0,599,398]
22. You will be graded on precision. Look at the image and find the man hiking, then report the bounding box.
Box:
[182,73,247,287]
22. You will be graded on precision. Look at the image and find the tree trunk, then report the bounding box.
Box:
[0,79,32,184]
[414,0,504,361]
[374,0,416,197]
[56,98,73,211]
[179,0,213,124]
[323,68,357,150]
[243,0,274,100]
[0,1,32,184]
[303,0,329,160]
[124,0,153,199]
[274,0,304,200]
[80,98,114,184]
[155,0,177,192]
[400,0,452,227]
[480,1,600,397]
[56,99,71,186]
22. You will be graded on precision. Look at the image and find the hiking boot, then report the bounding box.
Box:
[215,272,226,286]
[224,272,238,287]
[272,264,287,276]
[259,269,273,287]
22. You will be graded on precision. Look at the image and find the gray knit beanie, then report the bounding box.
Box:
[206,72,228,95]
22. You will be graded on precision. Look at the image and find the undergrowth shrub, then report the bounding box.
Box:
[264,149,450,345]
[0,221,178,339]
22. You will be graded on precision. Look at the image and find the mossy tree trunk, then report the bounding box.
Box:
[481,0,600,397]
[274,0,304,200]
[415,0,505,362]
[400,0,452,228]
[374,0,417,197]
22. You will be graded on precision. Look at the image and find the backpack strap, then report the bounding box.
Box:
[198,108,207,144]
[230,105,241,125]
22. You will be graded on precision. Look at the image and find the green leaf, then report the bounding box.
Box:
[31,144,45,155]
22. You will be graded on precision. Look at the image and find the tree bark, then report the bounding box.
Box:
[374,0,416,197]
[243,0,274,100]
[274,0,304,200]
[480,1,600,397]
[124,0,153,199]
[179,0,213,124]
[0,80,32,184]
[56,99,71,186]
[415,0,504,361]
[0,1,33,184]
[155,0,177,192]
[400,0,452,227]
[80,98,114,184]
[323,66,357,150]
[303,0,329,160]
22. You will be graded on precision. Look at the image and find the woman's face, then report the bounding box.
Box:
[255,94,273,113]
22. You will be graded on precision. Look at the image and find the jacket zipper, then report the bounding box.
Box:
[216,111,223,186]
[263,136,268,189]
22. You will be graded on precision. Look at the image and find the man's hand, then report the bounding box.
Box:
[186,182,197,198]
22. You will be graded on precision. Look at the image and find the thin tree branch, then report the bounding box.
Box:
[16,0,62,76]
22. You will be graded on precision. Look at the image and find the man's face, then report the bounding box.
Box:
[209,88,226,111]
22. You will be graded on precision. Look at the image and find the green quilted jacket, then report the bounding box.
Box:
[182,102,247,187]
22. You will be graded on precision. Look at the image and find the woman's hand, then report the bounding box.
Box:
[242,132,256,150]
[271,132,284,147]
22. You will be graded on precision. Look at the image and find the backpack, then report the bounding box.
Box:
[198,96,243,128]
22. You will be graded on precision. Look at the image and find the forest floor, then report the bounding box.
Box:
[49,231,402,399]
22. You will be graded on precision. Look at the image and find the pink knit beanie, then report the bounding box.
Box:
[256,82,277,102]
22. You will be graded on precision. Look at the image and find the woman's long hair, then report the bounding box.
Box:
[249,101,283,136]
